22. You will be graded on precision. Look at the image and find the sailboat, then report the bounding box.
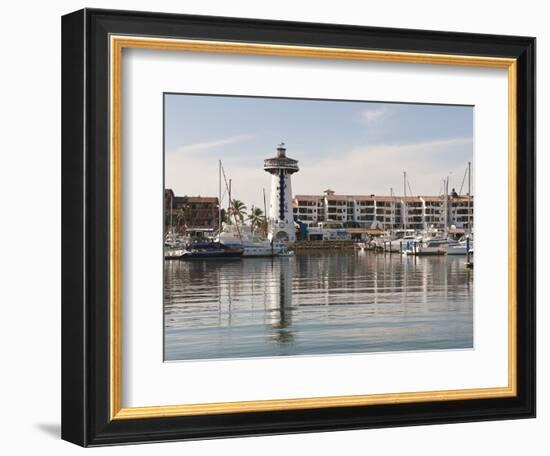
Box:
[164,193,187,259]
[403,175,458,256]
[216,161,286,257]
[446,162,473,255]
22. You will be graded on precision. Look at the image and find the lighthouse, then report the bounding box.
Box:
[264,143,299,243]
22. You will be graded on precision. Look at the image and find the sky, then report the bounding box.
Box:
[165,94,473,212]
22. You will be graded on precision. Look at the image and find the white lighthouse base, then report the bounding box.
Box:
[268,221,296,244]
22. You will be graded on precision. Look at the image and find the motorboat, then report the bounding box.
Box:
[217,224,284,257]
[447,236,473,255]
[277,250,295,257]
[372,230,417,252]
[164,233,187,260]
[277,245,295,257]
[356,242,367,250]
[404,237,456,256]
[180,241,244,260]
[164,246,187,260]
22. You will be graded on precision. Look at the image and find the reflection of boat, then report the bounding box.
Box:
[180,241,243,260]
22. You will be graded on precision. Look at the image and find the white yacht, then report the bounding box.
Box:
[164,247,186,260]
[373,230,417,252]
[409,238,452,255]
[164,231,187,260]
[217,224,284,257]
[447,236,473,255]
[402,230,456,256]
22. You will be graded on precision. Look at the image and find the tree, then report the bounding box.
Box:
[258,217,268,238]
[173,204,190,233]
[248,207,264,234]
[220,208,228,225]
[229,199,247,223]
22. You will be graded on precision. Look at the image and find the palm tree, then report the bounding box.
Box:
[173,205,190,233]
[258,216,268,238]
[229,199,247,223]
[248,207,264,233]
[220,208,228,225]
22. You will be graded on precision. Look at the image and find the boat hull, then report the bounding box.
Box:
[164,249,186,260]
[180,249,243,260]
[414,248,447,256]
[219,239,284,257]
[447,245,468,255]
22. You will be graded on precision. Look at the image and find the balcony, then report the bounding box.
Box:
[263,157,299,173]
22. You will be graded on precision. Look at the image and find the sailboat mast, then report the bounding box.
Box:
[390,187,394,233]
[403,171,407,231]
[444,176,449,237]
[467,161,471,236]
[169,192,173,235]
[228,178,232,225]
[219,162,242,239]
[263,187,268,238]
[218,160,222,233]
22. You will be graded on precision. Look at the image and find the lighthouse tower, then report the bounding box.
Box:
[264,143,299,243]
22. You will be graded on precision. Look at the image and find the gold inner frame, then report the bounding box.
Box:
[109,35,517,420]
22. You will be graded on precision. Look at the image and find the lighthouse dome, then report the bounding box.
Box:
[264,143,299,174]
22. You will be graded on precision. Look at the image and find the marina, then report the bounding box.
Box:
[164,146,474,265]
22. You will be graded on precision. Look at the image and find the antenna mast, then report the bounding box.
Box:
[218,160,222,233]
[263,188,268,238]
[403,171,407,231]
[467,161,471,236]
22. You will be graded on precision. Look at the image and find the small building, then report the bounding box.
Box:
[165,189,219,234]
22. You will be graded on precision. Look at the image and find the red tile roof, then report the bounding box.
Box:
[294,195,323,201]
[178,196,219,204]
[294,193,473,203]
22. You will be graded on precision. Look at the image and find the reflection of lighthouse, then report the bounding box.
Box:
[264,143,299,243]
[267,259,294,345]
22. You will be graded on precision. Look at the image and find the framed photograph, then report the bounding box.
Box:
[61,8,535,446]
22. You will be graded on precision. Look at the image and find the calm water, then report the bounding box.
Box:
[164,251,473,361]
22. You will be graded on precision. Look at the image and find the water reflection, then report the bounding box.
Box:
[164,251,473,361]
[267,259,294,345]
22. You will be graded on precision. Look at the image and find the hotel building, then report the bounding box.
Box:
[293,189,473,235]
[164,189,220,233]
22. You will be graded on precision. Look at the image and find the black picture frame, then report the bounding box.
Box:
[62,8,536,447]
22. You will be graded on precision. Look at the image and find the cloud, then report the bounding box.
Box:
[358,108,388,125]
[168,134,255,155]
[165,136,473,212]
[165,153,271,212]
[295,137,473,197]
